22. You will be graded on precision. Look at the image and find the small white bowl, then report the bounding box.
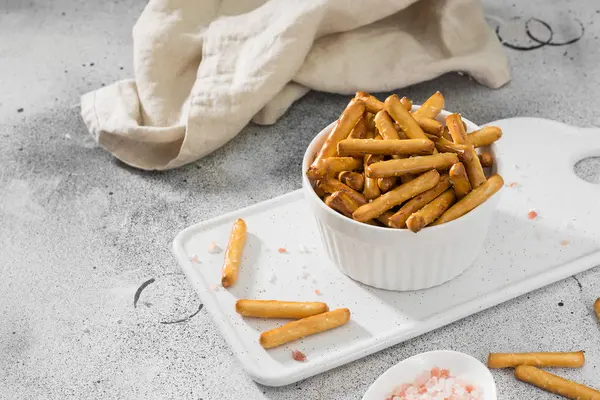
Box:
[362,350,497,400]
[302,108,502,291]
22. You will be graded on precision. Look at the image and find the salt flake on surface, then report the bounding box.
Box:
[208,284,221,292]
[207,242,222,254]
[298,244,309,253]
[301,271,310,279]
[65,134,72,139]
[528,210,538,220]
[291,350,306,362]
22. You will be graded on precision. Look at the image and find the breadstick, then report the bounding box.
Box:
[338,171,364,192]
[384,94,431,141]
[595,298,600,321]
[221,218,247,288]
[388,174,451,228]
[429,136,473,160]
[413,91,444,119]
[406,189,456,233]
[449,162,472,200]
[366,153,458,178]
[515,365,600,400]
[446,113,467,144]
[365,112,376,133]
[338,138,434,157]
[488,351,585,369]
[259,308,351,349]
[348,115,368,139]
[307,99,365,178]
[236,300,329,319]
[441,126,453,141]
[377,210,395,227]
[479,152,494,168]
[413,115,444,137]
[432,174,503,225]
[353,170,440,221]
[378,177,397,193]
[313,157,362,176]
[374,110,402,140]
[355,91,384,114]
[467,126,503,148]
[400,96,413,111]
[463,145,487,188]
[318,177,366,205]
[325,190,360,218]
[363,158,381,200]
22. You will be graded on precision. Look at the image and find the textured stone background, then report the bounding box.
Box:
[1,0,599,398]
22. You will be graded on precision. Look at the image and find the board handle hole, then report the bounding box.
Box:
[574,157,600,184]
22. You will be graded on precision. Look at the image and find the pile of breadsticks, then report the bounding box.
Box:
[220,219,350,352]
[488,351,600,399]
[307,91,503,232]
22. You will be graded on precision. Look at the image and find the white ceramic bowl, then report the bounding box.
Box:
[302,108,502,291]
[362,350,497,400]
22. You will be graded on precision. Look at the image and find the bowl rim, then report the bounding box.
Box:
[301,106,502,235]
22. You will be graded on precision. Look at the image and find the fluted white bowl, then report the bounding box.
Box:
[302,108,502,291]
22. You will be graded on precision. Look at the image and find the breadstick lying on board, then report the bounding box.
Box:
[236,300,328,319]
[259,308,351,349]
[221,218,247,288]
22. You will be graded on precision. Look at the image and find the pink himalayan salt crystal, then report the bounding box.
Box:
[386,367,482,400]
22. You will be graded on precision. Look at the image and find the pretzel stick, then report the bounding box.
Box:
[488,352,585,369]
[259,308,351,349]
[353,170,440,221]
[221,218,247,288]
[236,300,328,319]
[432,174,503,225]
[515,365,600,400]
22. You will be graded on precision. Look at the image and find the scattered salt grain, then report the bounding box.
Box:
[65,134,72,139]
[208,284,221,292]
[207,242,222,254]
[312,278,317,284]
[291,350,306,362]
[298,244,309,253]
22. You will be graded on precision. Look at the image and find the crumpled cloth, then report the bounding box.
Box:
[81,0,509,170]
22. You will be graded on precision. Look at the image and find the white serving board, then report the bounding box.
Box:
[172,117,600,387]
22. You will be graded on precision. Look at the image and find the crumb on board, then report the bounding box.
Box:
[527,210,538,220]
[507,182,519,188]
[561,240,569,246]
[208,284,221,292]
[291,350,306,362]
[189,254,200,264]
[314,289,321,295]
[278,247,287,253]
[207,241,222,254]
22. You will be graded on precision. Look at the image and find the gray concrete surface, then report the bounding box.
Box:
[1,0,600,399]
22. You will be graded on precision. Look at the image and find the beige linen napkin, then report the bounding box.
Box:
[81,0,509,170]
